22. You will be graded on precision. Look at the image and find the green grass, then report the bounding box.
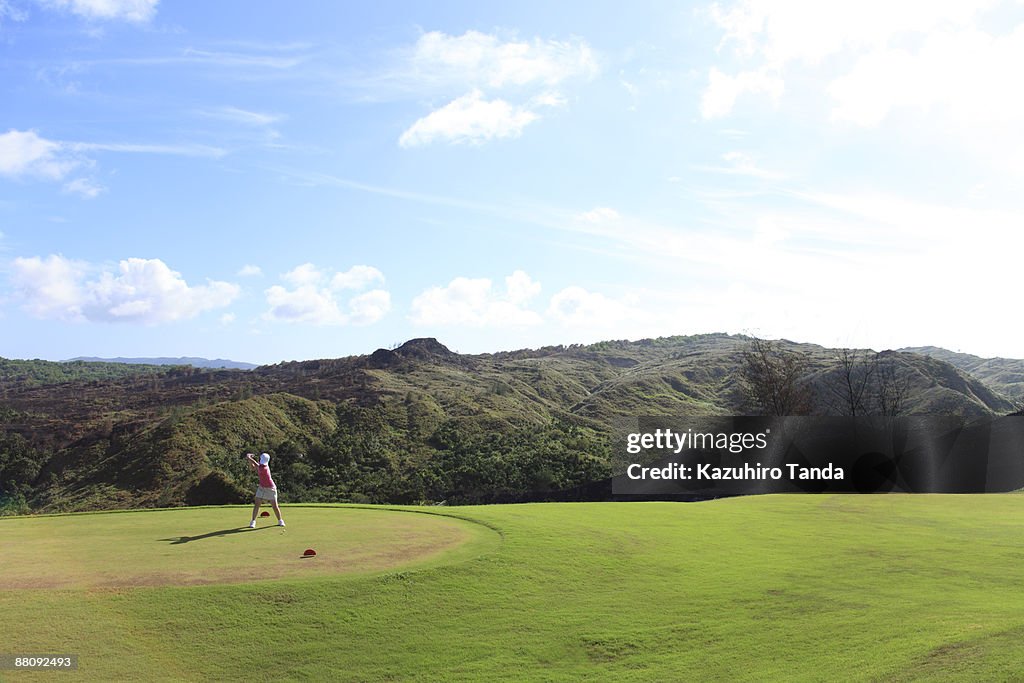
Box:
[0,506,492,589]
[4,496,1024,681]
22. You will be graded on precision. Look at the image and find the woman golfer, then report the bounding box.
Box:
[246,452,285,528]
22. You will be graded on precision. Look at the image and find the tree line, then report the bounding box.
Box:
[740,337,913,416]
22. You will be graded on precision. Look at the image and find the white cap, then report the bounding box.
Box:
[259,453,270,465]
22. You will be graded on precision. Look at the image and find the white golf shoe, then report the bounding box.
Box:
[248,520,256,529]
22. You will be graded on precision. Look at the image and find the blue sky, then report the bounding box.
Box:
[2,0,1023,364]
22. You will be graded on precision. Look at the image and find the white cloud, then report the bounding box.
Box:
[399,90,539,147]
[708,0,992,69]
[237,264,262,277]
[220,312,236,325]
[0,129,79,180]
[62,177,105,198]
[638,188,1024,356]
[396,30,597,147]
[568,206,630,242]
[828,27,1024,127]
[410,270,542,326]
[281,262,323,287]
[409,30,598,90]
[280,263,384,290]
[9,255,239,323]
[547,286,646,328]
[40,0,158,23]
[575,207,621,224]
[263,263,390,326]
[505,269,541,305]
[330,265,384,290]
[703,0,1019,128]
[264,283,347,325]
[9,254,86,319]
[529,91,568,108]
[701,67,783,119]
[348,289,391,325]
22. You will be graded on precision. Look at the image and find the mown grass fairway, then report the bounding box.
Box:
[3,496,1024,681]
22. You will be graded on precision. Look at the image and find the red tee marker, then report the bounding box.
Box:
[303,548,317,557]
[260,511,270,517]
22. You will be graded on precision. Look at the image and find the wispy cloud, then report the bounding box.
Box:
[210,39,314,53]
[0,0,28,25]
[63,177,105,198]
[179,47,307,70]
[0,129,227,197]
[269,167,507,214]
[39,0,159,23]
[284,162,1024,355]
[50,47,309,72]
[692,151,787,181]
[269,166,1017,328]
[195,106,284,127]
[355,30,597,97]
[67,141,227,157]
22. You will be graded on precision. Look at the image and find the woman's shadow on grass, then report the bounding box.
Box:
[158,527,272,544]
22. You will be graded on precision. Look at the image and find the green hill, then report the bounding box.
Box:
[0,335,1019,512]
[0,356,173,390]
[901,346,1024,403]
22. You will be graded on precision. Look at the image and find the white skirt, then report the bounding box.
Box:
[255,486,278,502]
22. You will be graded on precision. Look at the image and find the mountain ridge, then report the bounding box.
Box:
[1,334,1020,513]
[900,346,1024,402]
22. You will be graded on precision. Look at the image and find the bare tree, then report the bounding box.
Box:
[740,337,813,415]
[824,348,912,416]
[874,353,912,416]
[826,348,878,416]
